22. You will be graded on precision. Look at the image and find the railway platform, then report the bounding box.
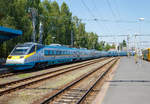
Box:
[100,57,150,104]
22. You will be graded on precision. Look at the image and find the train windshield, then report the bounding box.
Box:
[11,45,31,55]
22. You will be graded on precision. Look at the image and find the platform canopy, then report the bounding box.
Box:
[0,26,22,43]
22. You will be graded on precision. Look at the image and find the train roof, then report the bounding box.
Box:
[46,45,94,51]
[0,26,22,43]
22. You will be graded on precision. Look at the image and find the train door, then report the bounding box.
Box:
[28,45,36,62]
[35,45,40,62]
[36,45,44,62]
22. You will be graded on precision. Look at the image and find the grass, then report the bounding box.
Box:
[17,73,32,78]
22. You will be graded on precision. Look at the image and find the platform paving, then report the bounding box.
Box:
[102,57,150,104]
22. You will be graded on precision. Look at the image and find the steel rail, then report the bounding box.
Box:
[39,58,116,104]
[0,72,14,78]
[0,58,109,96]
[76,58,118,104]
[0,58,107,88]
[0,58,106,78]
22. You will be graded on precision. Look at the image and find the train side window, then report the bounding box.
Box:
[49,50,52,55]
[48,50,51,55]
[52,50,54,55]
[54,50,56,55]
[55,51,57,55]
[56,51,58,55]
[44,50,48,56]
[58,51,61,55]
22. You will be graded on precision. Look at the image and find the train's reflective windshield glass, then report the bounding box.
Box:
[11,45,31,55]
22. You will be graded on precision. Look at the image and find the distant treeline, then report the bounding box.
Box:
[0,0,116,58]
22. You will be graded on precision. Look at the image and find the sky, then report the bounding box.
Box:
[51,0,150,49]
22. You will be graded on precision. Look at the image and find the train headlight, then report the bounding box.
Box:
[8,56,12,59]
[20,56,24,59]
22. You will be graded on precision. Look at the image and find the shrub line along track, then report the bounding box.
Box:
[0,58,109,96]
[38,58,118,104]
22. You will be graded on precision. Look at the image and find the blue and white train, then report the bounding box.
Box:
[6,42,131,70]
[6,42,108,70]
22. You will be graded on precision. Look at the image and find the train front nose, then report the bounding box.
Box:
[6,56,25,65]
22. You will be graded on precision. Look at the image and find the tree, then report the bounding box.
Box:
[0,0,113,58]
[122,40,127,47]
[105,43,111,51]
[60,2,72,45]
[111,43,116,49]
[98,41,105,51]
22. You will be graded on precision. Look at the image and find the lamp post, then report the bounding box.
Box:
[138,18,144,55]
[138,18,144,36]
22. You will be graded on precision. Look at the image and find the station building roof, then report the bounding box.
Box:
[0,26,22,43]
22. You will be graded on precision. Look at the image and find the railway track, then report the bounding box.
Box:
[0,72,19,78]
[0,58,106,79]
[0,57,110,96]
[37,58,118,104]
[0,58,107,79]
